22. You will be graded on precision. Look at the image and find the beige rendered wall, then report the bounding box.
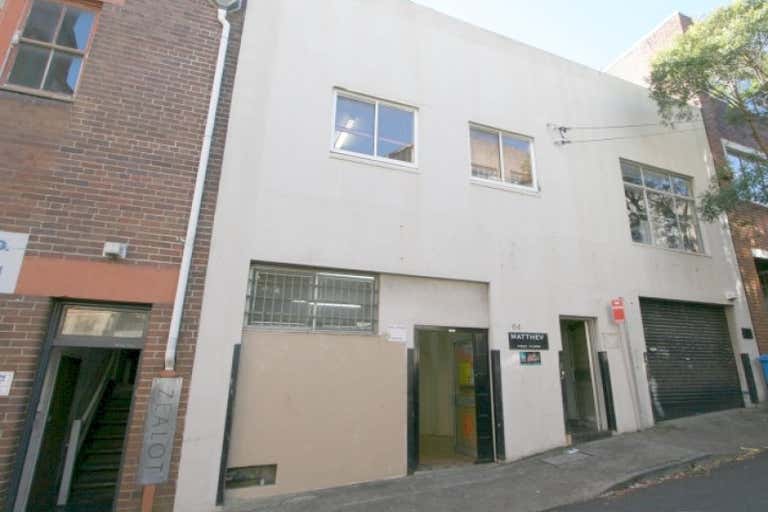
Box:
[225,331,407,501]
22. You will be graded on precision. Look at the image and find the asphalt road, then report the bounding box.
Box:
[553,452,768,512]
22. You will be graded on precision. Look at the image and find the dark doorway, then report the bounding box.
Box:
[12,303,148,512]
[412,328,493,470]
[559,319,601,444]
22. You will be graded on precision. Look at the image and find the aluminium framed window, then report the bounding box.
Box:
[621,159,703,254]
[331,89,418,167]
[245,264,378,334]
[1,0,98,100]
[469,123,537,191]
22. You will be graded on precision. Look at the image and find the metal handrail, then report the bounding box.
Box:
[56,352,119,506]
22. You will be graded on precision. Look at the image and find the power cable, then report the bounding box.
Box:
[554,126,703,146]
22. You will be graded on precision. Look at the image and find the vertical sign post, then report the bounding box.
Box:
[138,377,183,485]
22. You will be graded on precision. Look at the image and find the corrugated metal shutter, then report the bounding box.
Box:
[640,298,743,421]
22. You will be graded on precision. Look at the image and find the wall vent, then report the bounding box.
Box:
[225,464,277,488]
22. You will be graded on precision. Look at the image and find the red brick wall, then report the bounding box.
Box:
[0,296,50,505]
[0,0,245,510]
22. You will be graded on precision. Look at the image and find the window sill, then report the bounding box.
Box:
[470,177,540,196]
[0,84,75,103]
[329,150,419,174]
[631,241,711,258]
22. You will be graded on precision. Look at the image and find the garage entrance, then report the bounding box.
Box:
[640,298,743,421]
[413,328,493,469]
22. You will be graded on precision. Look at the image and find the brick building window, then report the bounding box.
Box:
[755,258,768,302]
[2,0,96,98]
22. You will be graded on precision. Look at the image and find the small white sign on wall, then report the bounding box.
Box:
[387,326,408,343]
[0,372,14,397]
[0,231,29,294]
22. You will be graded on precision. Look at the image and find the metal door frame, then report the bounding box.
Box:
[559,317,608,434]
[410,326,494,469]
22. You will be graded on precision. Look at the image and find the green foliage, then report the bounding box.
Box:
[649,0,768,218]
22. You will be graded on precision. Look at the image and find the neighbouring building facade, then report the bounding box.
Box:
[607,11,768,372]
[174,1,766,511]
[0,1,244,511]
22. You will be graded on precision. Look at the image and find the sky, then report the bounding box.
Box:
[411,0,728,70]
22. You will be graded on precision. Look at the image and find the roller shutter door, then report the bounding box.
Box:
[640,298,743,421]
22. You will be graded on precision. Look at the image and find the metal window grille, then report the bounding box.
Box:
[245,265,378,333]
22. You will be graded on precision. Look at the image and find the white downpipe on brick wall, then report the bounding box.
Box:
[164,8,233,372]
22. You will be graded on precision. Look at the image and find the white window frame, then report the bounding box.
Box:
[621,159,705,255]
[468,123,538,193]
[722,139,768,208]
[330,89,418,169]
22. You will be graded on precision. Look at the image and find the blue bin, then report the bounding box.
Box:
[760,355,768,385]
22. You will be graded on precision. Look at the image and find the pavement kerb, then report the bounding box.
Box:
[539,453,713,512]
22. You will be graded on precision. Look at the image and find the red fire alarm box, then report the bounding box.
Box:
[611,298,625,323]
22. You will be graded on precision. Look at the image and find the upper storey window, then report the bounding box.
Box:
[470,125,536,190]
[621,160,703,253]
[332,90,417,166]
[2,0,96,99]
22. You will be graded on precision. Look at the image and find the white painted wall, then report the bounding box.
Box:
[174,1,761,509]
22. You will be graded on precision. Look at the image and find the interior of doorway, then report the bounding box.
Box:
[559,318,604,444]
[22,347,139,512]
[416,328,480,469]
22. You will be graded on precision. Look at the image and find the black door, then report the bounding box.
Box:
[640,298,743,421]
[473,333,494,463]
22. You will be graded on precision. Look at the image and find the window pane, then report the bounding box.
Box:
[22,0,62,43]
[60,307,148,338]
[621,162,643,185]
[56,7,94,50]
[671,175,692,197]
[470,128,501,181]
[502,134,533,187]
[43,51,82,94]
[248,268,314,329]
[7,43,50,89]
[315,273,375,332]
[643,169,672,191]
[377,104,414,162]
[647,192,681,249]
[334,96,374,156]
[756,258,768,301]
[726,151,746,178]
[624,185,651,244]
[675,198,701,252]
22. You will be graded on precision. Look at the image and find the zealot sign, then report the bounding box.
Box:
[0,231,29,294]
[138,377,183,485]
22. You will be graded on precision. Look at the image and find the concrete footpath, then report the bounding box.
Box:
[227,406,768,512]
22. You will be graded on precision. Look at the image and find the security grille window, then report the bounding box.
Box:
[470,125,536,189]
[621,160,703,253]
[2,0,96,98]
[246,265,378,333]
[332,90,416,165]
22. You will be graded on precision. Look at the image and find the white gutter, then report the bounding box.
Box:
[165,7,233,371]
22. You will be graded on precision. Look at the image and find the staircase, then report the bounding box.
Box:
[65,382,132,510]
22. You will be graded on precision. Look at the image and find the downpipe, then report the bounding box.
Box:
[164,7,234,372]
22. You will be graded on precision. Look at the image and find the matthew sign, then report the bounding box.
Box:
[508,332,549,350]
[0,231,28,294]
